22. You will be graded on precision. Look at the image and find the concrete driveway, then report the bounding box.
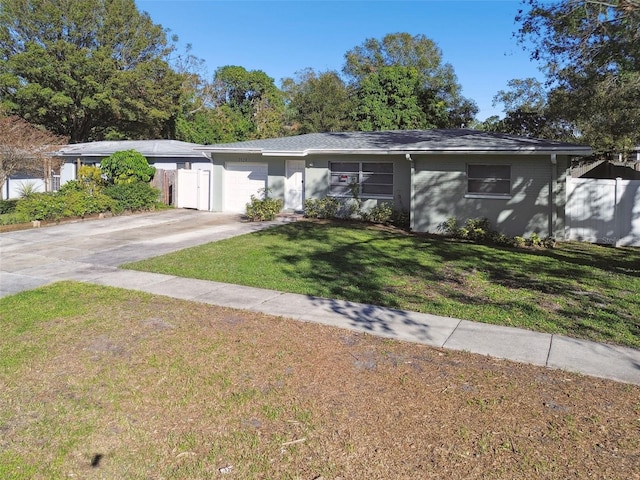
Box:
[2,208,640,385]
[0,209,275,298]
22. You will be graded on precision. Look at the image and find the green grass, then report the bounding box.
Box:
[1,282,639,478]
[124,220,640,348]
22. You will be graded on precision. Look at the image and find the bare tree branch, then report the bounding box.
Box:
[0,115,67,193]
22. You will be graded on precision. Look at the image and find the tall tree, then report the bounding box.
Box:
[283,69,356,134]
[0,113,66,194]
[212,65,285,140]
[481,77,575,139]
[0,0,183,142]
[516,0,640,154]
[353,66,432,131]
[343,33,477,129]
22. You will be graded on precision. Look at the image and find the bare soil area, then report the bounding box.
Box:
[1,285,639,479]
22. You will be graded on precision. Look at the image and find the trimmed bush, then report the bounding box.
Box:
[438,217,553,249]
[15,192,66,221]
[245,188,283,221]
[361,202,394,224]
[101,150,156,185]
[0,211,30,225]
[304,197,341,219]
[0,199,18,214]
[14,190,117,221]
[104,182,161,212]
[62,190,117,217]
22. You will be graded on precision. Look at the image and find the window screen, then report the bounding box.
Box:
[467,164,511,196]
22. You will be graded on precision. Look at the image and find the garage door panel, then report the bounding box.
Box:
[225,163,268,212]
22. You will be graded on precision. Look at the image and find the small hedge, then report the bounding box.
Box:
[304,196,406,228]
[304,197,341,219]
[437,217,555,249]
[15,190,117,221]
[104,182,161,212]
[3,181,161,224]
[245,189,283,221]
[0,199,18,214]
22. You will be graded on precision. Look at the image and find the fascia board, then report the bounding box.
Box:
[195,147,593,157]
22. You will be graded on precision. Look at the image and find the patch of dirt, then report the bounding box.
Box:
[2,294,639,479]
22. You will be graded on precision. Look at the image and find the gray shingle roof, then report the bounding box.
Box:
[55,140,206,158]
[196,129,592,156]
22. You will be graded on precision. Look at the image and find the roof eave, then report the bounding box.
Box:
[197,147,593,157]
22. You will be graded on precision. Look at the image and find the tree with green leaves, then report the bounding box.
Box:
[282,69,356,134]
[100,150,155,185]
[353,66,432,131]
[344,33,477,129]
[479,77,575,140]
[0,0,183,143]
[211,65,285,140]
[516,0,640,154]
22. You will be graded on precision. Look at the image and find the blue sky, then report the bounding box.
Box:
[136,0,544,121]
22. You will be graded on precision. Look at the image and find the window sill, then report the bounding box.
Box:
[329,194,393,200]
[464,194,512,200]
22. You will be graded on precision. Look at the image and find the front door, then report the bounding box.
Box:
[284,160,305,211]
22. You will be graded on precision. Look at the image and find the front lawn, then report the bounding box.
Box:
[124,220,640,348]
[1,283,638,478]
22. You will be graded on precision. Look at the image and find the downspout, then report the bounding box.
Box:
[406,153,415,231]
[549,154,557,238]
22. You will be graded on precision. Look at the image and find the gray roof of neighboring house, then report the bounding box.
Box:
[55,140,206,158]
[196,129,593,156]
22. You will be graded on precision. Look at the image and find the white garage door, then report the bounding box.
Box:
[224,163,268,212]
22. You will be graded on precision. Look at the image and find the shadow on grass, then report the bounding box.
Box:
[257,220,640,347]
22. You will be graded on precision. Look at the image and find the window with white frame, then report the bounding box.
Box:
[467,164,511,196]
[330,162,393,197]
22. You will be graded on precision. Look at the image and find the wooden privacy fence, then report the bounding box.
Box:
[566,177,640,247]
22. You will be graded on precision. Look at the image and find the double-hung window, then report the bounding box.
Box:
[330,162,393,198]
[467,164,511,197]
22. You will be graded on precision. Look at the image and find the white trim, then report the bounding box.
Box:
[464,194,512,200]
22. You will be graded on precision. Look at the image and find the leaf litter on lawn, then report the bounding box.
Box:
[0,282,639,479]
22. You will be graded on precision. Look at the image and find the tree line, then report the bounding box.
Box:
[1,0,639,159]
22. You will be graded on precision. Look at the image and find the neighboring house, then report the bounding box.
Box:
[197,129,592,239]
[54,139,209,182]
[1,151,61,200]
[55,140,211,208]
[2,139,208,200]
[2,172,46,200]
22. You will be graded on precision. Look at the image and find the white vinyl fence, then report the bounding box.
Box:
[176,169,210,211]
[566,177,640,246]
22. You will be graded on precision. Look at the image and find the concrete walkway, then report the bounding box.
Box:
[1,209,639,386]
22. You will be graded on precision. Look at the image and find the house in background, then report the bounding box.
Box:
[55,139,209,182]
[197,129,592,239]
[55,139,211,208]
[2,139,208,200]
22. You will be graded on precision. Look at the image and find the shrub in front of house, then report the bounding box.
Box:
[438,217,554,249]
[5,173,159,224]
[304,197,341,219]
[360,202,394,225]
[0,199,18,215]
[15,192,66,221]
[104,182,161,213]
[245,188,283,221]
[305,196,408,228]
[14,189,117,222]
[100,150,156,185]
